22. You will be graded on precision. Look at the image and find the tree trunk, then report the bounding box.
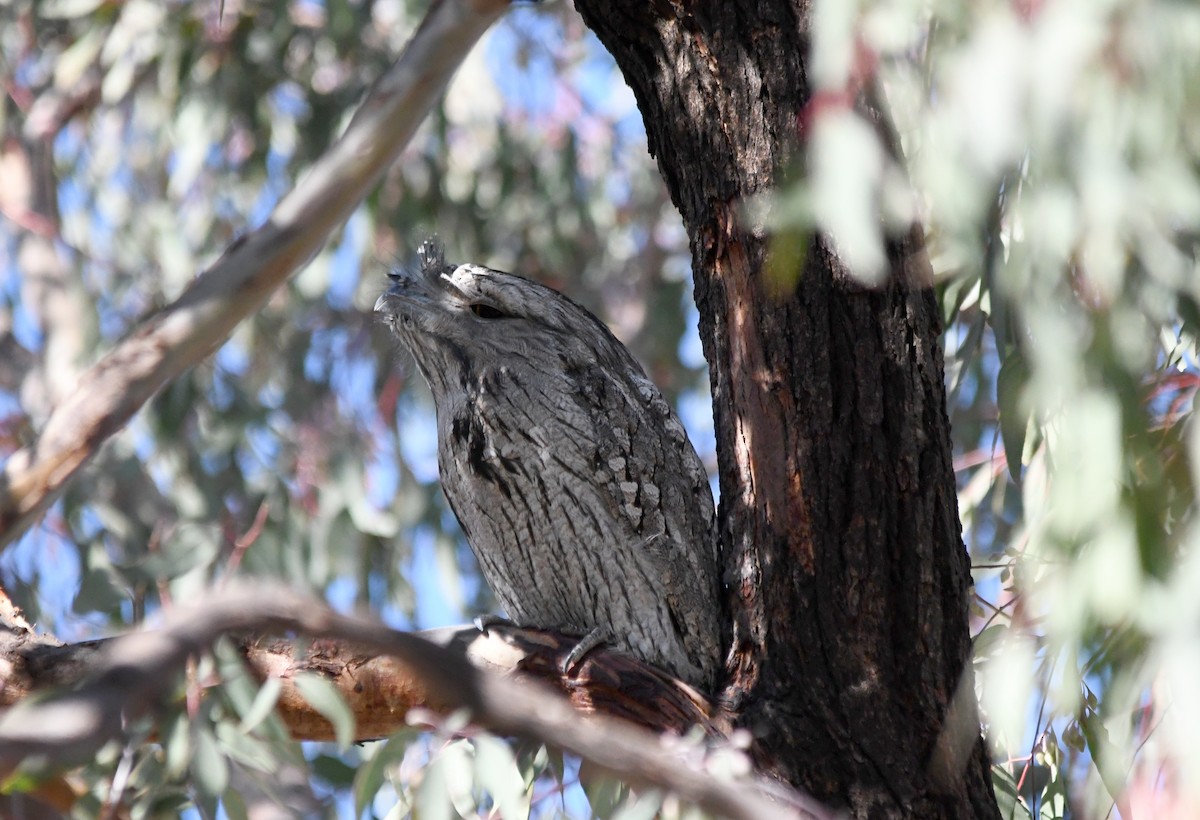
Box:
[573,3,1000,817]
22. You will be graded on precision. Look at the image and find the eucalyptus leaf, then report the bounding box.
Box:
[440,739,477,818]
[995,349,1030,486]
[474,734,530,819]
[415,754,452,820]
[990,764,1032,820]
[222,786,249,820]
[293,673,356,752]
[353,734,417,818]
[610,789,664,820]
[236,677,284,735]
[190,723,229,800]
[1078,711,1128,809]
[163,712,191,779]
[582,770,627,819]
[214,721,278,773]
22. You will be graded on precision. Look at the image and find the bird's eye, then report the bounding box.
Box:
[470,303,507,319]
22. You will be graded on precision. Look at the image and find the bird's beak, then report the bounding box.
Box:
[374,292,392,314]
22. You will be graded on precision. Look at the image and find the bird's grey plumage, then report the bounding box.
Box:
[375,239,722,689]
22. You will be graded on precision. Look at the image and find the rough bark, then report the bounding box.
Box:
[573,3,999,818]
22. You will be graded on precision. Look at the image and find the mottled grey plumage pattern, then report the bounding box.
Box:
[375,239,721,689]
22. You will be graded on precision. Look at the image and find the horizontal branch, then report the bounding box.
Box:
[241,624,726,743]
[0,583,829,820]
[0,0,512,551]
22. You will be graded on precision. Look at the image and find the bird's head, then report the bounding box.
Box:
[375,238,632,400]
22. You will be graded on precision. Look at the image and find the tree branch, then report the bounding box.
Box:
[0,584,829,820]
[0,0,512,551]
[239,624,727,743]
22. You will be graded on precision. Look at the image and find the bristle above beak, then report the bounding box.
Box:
[417,236,446,275]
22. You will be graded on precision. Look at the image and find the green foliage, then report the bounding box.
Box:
[792,0,1200,815]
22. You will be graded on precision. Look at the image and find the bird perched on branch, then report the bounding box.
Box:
[375,239,722,690]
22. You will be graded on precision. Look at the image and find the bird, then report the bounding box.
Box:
[375,238,722,690]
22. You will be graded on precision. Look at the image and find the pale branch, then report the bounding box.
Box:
[1,124,87,427]
[0,613,722,742]
[0,584,829,820]
[0,0,512,552]
[241,625,725,743]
